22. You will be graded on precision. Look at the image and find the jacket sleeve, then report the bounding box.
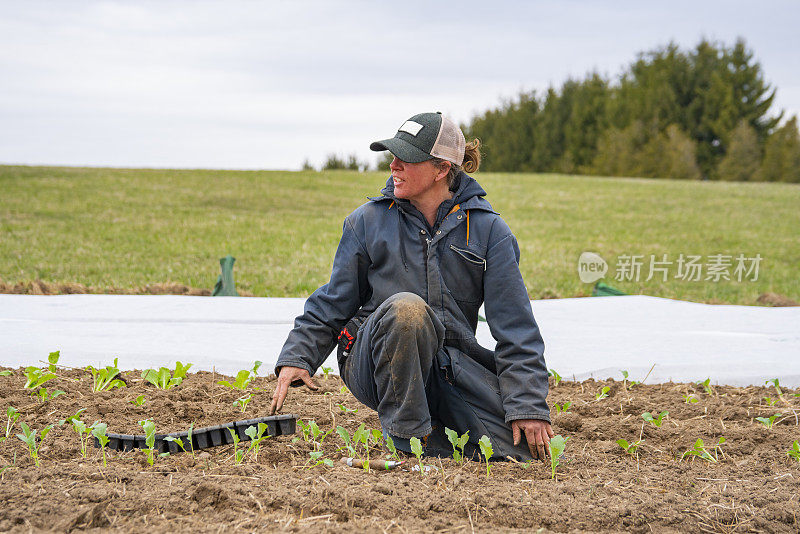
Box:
[483,229,550,424]
[275,215,370,378]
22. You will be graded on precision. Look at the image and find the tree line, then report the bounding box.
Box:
[464,38,800,182]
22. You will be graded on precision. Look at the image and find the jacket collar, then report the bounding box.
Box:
[368,170,496,214]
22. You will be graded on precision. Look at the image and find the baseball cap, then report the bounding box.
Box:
[370,112,466,166]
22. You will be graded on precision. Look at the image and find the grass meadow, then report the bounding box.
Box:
[1,165,798,305]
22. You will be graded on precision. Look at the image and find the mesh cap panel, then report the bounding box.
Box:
[431,116,465,166]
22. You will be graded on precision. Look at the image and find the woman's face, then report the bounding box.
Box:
[389,156,447,203]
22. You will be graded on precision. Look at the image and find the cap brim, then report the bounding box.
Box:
[369,137,433,163]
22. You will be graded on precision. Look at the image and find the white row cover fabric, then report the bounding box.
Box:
[1,294,798,387]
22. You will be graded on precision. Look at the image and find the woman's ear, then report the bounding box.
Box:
[433,160,451,182]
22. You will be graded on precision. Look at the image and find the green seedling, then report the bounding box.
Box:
[384,434,399,460]
[763,396,777,407]
[320,367,332,379]
[335,426,357,458]
[164,435,188,454]
[218,370,254,391]
[245,423,270,460]
[87,358,125,392]
[187,423,195,458]
[306,450,333,468]
[233,394,252,413]
[595,386,610,401]
[370,428,383,449]
[354,424,371,471]
[617,438,641,456]
[308,420,333,449]
[444,427,469,464]
[142,362,190,390]
[765,378,783,397]
[227,428,245,464]
[548,369,562,387]
[47,351,60,373]
[64,416,91,457]
[139,419,158,466]
[23,366,56,390]
[5,407,20,439]
[620,370,640,390]
[683,394,699,404]
[478,435,493,476]
[130,395,146,406]
[0,370,12,376]
[554,402,572,414]
[410,437,425,476]
[681,437,725,463]
[339,385,350,394]
[297,420,311,442]
[34,388,65,403]
[642,411,668,427]
[549,435,568,480]
[755,413,782,429]
[696,378,714,395]
[16,422,53,467]
[788,440,800,462]
[337,403,358,414]
[91,422,110,467]
[251,360,262,376]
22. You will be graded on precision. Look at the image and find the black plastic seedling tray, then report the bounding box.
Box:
[93,414,297,454]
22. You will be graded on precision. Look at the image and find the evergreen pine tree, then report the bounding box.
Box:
[760,116,800,183]
[716,120,762,181]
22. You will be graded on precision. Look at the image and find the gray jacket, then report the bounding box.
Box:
[276,171,550,423]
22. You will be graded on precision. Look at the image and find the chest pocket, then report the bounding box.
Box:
[441,242,486,304]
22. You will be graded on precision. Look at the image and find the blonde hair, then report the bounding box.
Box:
[433,138,482,188]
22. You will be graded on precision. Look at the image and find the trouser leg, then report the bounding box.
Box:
[342,292,445,439]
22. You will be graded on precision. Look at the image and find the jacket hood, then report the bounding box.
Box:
[372,171,495,213]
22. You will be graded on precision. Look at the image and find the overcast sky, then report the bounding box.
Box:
[1,1,798,170]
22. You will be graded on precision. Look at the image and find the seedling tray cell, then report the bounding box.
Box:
[92,414,297,453]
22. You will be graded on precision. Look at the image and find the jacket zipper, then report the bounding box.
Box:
[449,244,486,271]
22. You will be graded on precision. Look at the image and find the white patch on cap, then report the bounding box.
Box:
[398,120,423,136]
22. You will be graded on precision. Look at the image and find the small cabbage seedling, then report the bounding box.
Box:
[681,437,725,463]
[444,427,469,464]
[91,422,110,467]
[69,418,91,457]
[788,440,800,462]
[245,423,270,460]
[47,351,60,373]
[309,420,333,449]
[337,403,357,414]
[166,423,196,458]
[335,426,357,458]
[765,378,783,397]
[696,378,714,395]
[755,413,782,429]
[642,411,668,427]
[0,370,12,376]
[142,366,182,390]
[353,424,371,471]
[139,419,159,466]
[320,367,332,379]
[339,385,350,394]
[683,394,699,404]
[87,358,125,392]
[130,395,146,407]
[218,370,254,391]
[410,437,425,476]
[554,402,572,414]
[621,370,640,390]
[478,435,493,476]
[33,388,65,403]
[233,394,252,413]
[227,427,245,464]
[5,407,20,439]
[548,369,562,387]
[617,438,641,456]
[763,396,777,407]
[164,435,187,454]
[23,366,56,390]
[549,434,568,480]
[595,386,610,401]
[16,422,53,467]
[306,450,333,468]
[384,434,399,460]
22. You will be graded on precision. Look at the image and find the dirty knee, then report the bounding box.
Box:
[382,292,431,331]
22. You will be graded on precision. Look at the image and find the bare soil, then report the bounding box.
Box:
[1,367,798,533]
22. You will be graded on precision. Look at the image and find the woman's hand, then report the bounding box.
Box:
[269,366,319,415]
[511,419,555,460]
